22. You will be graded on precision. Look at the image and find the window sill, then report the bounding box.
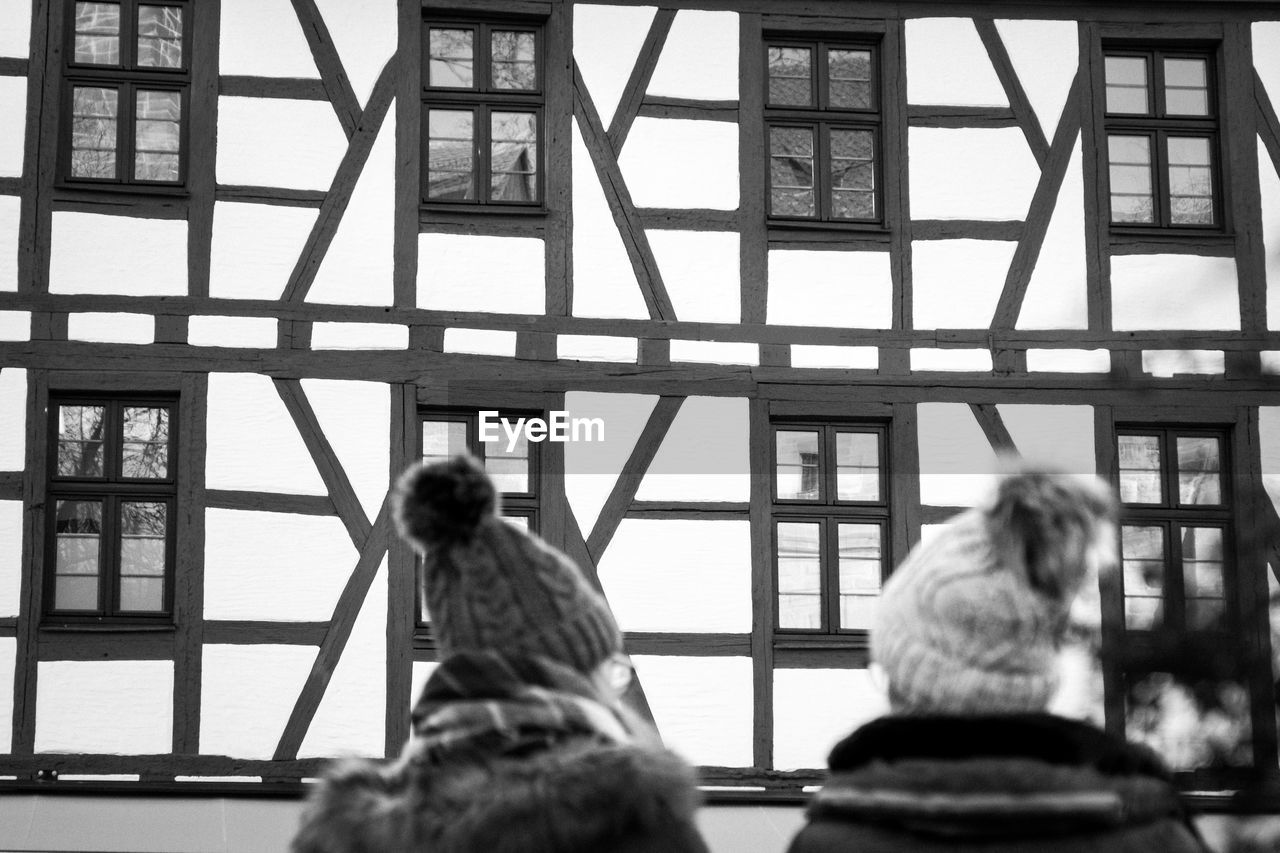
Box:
[767,220,891,245]
[420,202,546,216]
[55,182,190,198]
[1109,227,1234,256]
[40,621,176,633]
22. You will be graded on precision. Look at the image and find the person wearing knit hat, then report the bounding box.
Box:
[787,464,1212,853]
[292,455,710,853]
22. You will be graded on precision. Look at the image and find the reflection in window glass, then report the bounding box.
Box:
[54,499,102,611]
[57,404,107,478]
[134,90,181,181]
[137,5,183,68]
[426,109,475,200]
[838,523,880,629]
[776,431,820,500]
[829,128,875,220]
[1182,525,1225,631]
[835,432,878,501]
[122,406,169,478]
[490,111,537,202]
[428,28,474,88]
[1167,137,1214,225]
[422,420,468,466]
[1104,55,1148,114]
[769,127,816,218]
[491,30,535,90]
[486,428,530,493]
[70,86,119,179]
[1122,524,1165,629]
[767,46,811,106]
[1108,135,1154,224]
[777,522,822,629]
[827,48,871,109]
[1118,434,1162,504]
[1163,57,1208,116]
[1176,436,1221,505]
[119,501,167,611]
[74,1,121,65]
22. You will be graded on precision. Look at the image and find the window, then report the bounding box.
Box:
[46,397,176,620]
[422,19,542,207]
[62,0,189,187]
[765,38,881,224]
[1103,46,1220,228]
[772,423,888,633]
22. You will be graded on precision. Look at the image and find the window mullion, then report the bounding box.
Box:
[822,517,838,633]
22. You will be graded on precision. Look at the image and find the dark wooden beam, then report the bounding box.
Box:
[907,105,1019,129]
[0,58,27,76]
[606,9,676,154]
[638,208,740,231]
[1258,70,1280,179]
[623,632,751,655]
[0,471,20,499]
[289,0,362,138]
[739,12,768,326]
[969,402,1019,454]
[205,489,337,516]
[214,185,328,208]
[637,96,738,123]
[172,373,208,754]
[747,397,774,769]
[627,501,750,518]
[974,18,1049,167]
[203,621,329,645]
[911,219,1024,241]
[219,76,329,100]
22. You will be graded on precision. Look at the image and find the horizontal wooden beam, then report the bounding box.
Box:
[0,58,27,76]
[911,219,1024,241]
[214,185,327,208]
[624,632,751,655]
[0,471,21,499]
[205,489,336,516]
[626,501,751,518]
[907,105,1020,128]
[218,76,329,100]
[638,208,741,230]
[638,97,739,122]
[203,621,329,645]
[36,631,174,661]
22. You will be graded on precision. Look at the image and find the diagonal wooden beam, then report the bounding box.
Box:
[281,56,398,304]
[990,73,1084,330]
[587,397,683,564]
[273,379,372,550]
[290,0,362,138]
[1256,70,1280,179]
[974,18,1049,168]
[573,62,677,322]
[606,9,677,154]
[274,500,390,760]
[970,403,1018,454]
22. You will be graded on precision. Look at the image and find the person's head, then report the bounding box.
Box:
[393,454,624,681]
[871,461,1119,715]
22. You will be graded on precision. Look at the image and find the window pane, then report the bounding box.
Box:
[70,86,118,179]
[485,428,530,494]
[1182,526,1224,631]
[836,432,879,501]
[1105,55,1148,114]
[427,109,475,200]
[1108,135,1154,224]
[777,522,821,630]
[54,500,102,610]
[1122,524,1165,629]
[423,420,468,465]
[770,127,815,217]
[490,111,537,202]
[428,28,474,88]
[838,523,881,629]
[74,2,120,65]
[119,501,167,611]
[137,5,183,68]
[1118,434,1162,504]
[776,430,821,500]
[134,90,181,182]
[1176,436,1222,505]
[768,46,812,106]
[491,30,536,90]
[122,406,169,479]
[1164,57,1208,116]
[503,515,530,530]
[1167,137,1214,226]
[828,49,872,109]
[57,404,106,477]
[830,128,875,220]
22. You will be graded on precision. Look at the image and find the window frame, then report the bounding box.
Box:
[59,0,193,191]
[43,394,179,624]
[420,16,546,211]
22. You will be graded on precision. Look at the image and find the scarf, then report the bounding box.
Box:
[410,651,633,762]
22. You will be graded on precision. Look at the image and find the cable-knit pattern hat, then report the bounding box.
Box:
[392,455,621,674]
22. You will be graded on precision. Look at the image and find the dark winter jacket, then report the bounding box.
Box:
[291,652,710,853]
[787,713,1211,853]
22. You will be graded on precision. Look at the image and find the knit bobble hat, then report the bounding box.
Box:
[871,466,1117,715]
[393,454,622,675]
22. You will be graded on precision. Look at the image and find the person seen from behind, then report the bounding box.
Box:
[786,463,1212,853]
[292,454,711,853]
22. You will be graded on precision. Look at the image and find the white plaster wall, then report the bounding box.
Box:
[669,340,757,365]
[1017,136,1088,329]
[209,202,317,300]
[563,392,657,537]
[906,18,1007,107]
[0,77,24,177]
[1142,350,1224,377]
[308,110,394,306]
[0,638,12,751]
[0,0,31,57]
[312,0,396,105]
[418,234,545,314]
[312,322,409,350]
[300,560,387,758]
[572,124,649,320]
[1259,408,1280,517]
[0,368,25,471]
[1110,255,1240,330]
[49,213,187,295]
[0,195,17,291]
[997,405,1095,475]
[442,328,517,357]
[219,0,318,78]
[201,645,316,759]
[648,230,739,323]
[909,128,1039,220]
[791,345,878,370]
[994,20,1079,139]
[774,669,888,771]
[911,348,993,372]
[217,98,347,192]
[573,4,657,128]
[636,396,749,501]
[1261,138,1280,329]
[35,661,172,754]
[205,373,327,495]
[0,501,20,616]
[188,316,277,348]
[912,239,1015,329]
[767,250,892,328]
[0,310,27,339]
[1027,348,1110,373]
[619,120,739,210]
[1255,23,1280,119]
[597,519,751,631]
[631,655,752,767]
[917,402,1000,506]
[558,335,637,362]
[204,509,356,621]
[645,10,738,102]
[301,379,390,520]
[66,312,153,344]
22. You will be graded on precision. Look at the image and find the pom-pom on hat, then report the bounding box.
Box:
[392,454,622,674]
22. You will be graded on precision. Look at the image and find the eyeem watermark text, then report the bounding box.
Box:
[478,411,605,452]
